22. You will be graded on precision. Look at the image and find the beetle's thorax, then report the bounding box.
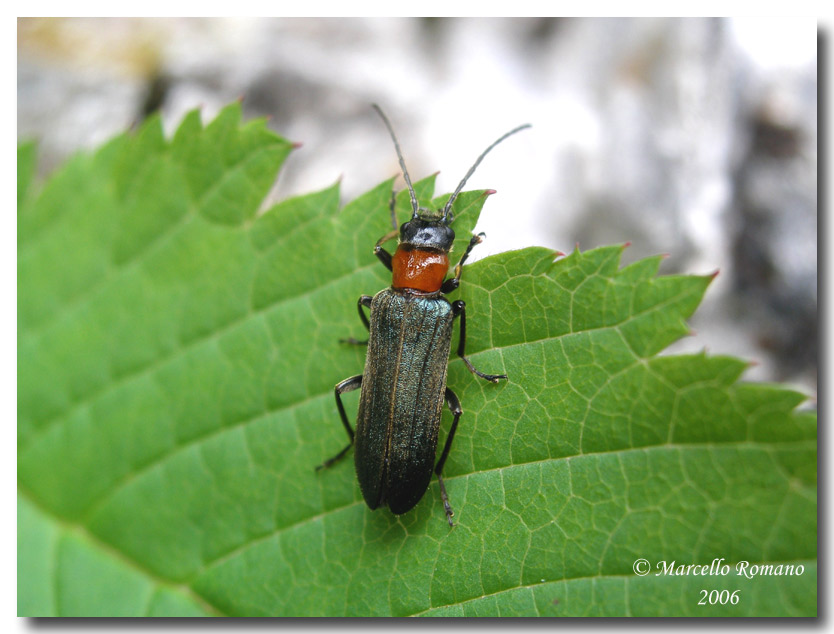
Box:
[392,217,454,294]
[392,245,449,294]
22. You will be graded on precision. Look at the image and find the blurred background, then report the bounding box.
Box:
[17,17,818,394]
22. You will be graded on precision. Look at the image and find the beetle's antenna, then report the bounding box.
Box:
[442,123,531,223]
[372,104,420,220]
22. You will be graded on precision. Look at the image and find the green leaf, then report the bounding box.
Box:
[18,104,816,617]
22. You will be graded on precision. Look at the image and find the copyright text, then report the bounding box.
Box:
[632,558,805,578]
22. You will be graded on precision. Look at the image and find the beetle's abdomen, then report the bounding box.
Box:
[354,288,454,515]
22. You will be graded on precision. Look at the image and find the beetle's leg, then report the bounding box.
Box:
[374,229,399,272]
[340,295,373,345]
[452,300,508,383]
[374,245,393,271]
[435,387,463,527]
[316,375,362,470]
[441,232,485,294]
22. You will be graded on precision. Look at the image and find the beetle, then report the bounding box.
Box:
[317,105,530,526]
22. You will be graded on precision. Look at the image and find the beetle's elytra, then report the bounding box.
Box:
[317,105,530,526]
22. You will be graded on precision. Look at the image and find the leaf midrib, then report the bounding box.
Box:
[19,433,814,617]
[35,436,817,583]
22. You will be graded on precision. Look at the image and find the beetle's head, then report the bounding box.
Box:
[399,210,455,253]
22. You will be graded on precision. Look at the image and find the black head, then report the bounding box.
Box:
[399,216,455,252]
